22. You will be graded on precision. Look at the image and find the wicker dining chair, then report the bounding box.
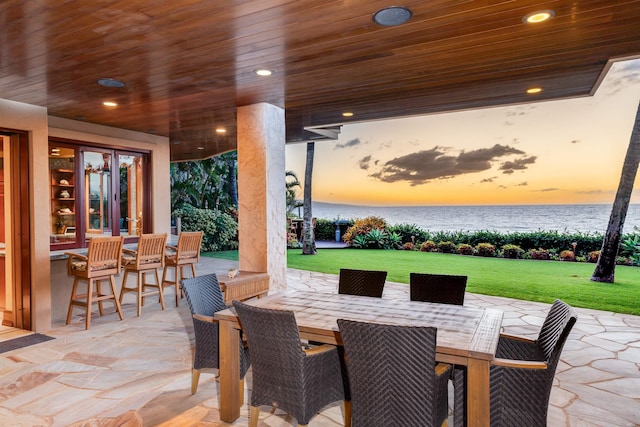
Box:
[408,272,467,425]
[232,300,348,427]
[337,319,451,427]
[338,268,387,298]
[65,236,125,329]
[162,231,203,306]
[119,233,167,316]
[181,274,251,395]
[454,299,578,427]
[409,272,468,305]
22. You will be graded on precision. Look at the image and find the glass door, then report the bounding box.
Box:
[50,141,149,249]
[84,151,112,236]
[1,132,31,329]
[118,153,144,237]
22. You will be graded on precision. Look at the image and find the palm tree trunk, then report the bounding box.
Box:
[302,142,317,255]
[229,157,238,208]
[591,101,640,282]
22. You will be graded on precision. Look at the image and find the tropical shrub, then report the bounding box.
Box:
[287,233,301,249]
[560,250,576,261]
[458,243,474,255]
[314,218,335,241]
[366,228,387,248]
[387,223,429,244]
[476,243,496,257]
[620,235,640,266]
[342,216,388,245]
[420,240,436,252]
[172,204,238,251]
[616,256,633,266]
[530,248,551,260]
[501,244,524,259]
[352,234,369,248]
[386,232,403,249]
[437,241,457,253]
[587,250,600,263]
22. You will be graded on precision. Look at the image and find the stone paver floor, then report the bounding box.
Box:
[0,257,638,426]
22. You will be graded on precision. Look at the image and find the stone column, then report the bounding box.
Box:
[237,103,287,290]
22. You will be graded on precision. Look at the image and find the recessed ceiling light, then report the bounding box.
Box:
[342,112,354,117]
[254,69,273,76]
[197,146,205,150]
[373,6,412,26]
[51,148,61,152]
[523,10,555,24]
[526,87,543,94]
[216,127,227,134]
[103,101,118,107]
[97,78,126,88]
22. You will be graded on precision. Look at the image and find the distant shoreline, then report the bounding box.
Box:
[308,202,640,234]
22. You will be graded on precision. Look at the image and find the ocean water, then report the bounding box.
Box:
[311,202,640,234]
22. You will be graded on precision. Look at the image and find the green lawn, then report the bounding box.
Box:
[204,249,640,316]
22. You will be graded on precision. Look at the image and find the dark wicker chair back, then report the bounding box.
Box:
[181,274,250,395]
[232,300,346,426]
[337,319,450,427]
[488,299,578,427]
[338,268,387,297]
[409,272,467,305]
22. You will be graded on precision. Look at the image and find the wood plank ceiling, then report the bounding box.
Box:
[2,1,640,161]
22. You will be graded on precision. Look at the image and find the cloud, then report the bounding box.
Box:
[516,182,528,187]
[570,139,581,144]
[499,155,537,174]
[577,189,613,195]
[534,188,560,192]
[603,59,640,95]
[480,177,497,183]
[369,144,530,185]
[359,155,372,170]
[334,138,361,150]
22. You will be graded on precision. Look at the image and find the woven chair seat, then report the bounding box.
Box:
[454,299,577,427]
[409,272,467,305]
[338,268,387,297]
[233,300,346,427]
[337,319,450,427]
[182,274,250,395]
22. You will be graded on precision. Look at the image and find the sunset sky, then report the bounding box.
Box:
[285,58,640,206]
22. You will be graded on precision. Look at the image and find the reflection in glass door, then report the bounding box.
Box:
[84,151,112,236]
[82,150,145,240]
[119,154,143,236]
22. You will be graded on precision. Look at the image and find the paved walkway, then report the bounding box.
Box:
[0,257,638,426]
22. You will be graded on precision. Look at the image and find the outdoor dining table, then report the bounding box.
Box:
[214,290,503,427]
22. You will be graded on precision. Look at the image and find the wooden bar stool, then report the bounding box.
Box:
[162,231,203,306]
[120,233,168,316]
[65,236,125,329]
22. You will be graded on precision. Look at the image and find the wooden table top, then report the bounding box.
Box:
[215,290,503,361]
